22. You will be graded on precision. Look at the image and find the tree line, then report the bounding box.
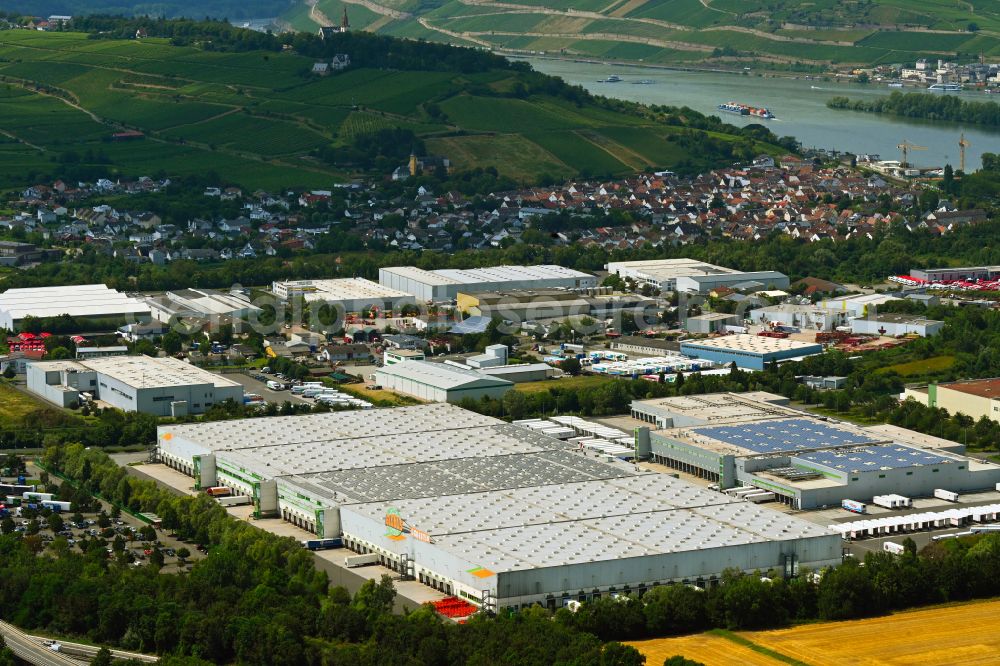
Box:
[828,92,1000,129]
[556,536,1000,642]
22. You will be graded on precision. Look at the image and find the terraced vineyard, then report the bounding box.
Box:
[292,0,1000,67]
[0,29,778,188]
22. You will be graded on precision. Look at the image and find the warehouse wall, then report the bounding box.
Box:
[648,433,733,486]
[495,536,842,608]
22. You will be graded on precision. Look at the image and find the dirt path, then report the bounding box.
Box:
[0,128,46,152]
[418,17,492,46]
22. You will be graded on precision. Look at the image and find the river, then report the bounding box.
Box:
[524,58,999,170]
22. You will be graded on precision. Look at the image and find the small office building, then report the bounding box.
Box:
[685,313,740,334]
[679,335,823,370]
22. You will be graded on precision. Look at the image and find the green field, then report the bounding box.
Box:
[294,0,1000,66]
[514,374,614,393]
[0,384,50,422]
[876,355,956,377]
[0,29,780,186]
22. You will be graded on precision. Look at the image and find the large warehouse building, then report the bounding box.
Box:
[156,403,841,610]
[605,259,788,294]
[379,265,597,302]
[27,355,244,416]
[631,393,1000,509]
[679,334,823,370]
[375,360,513,402]
[0,284,151,331]
[271,278,415,313]
[903,378,1000,424]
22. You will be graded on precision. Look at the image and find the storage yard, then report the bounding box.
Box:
[627,599,1000,665]
[156,402,842,611]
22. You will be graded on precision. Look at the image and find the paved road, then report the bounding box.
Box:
[0,620,79,666]
[25,635,158,664]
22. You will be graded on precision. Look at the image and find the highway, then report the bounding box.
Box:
[0,619,158,665]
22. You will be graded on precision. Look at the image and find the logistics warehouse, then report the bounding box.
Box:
[156,403,841,611]
[631,393,1000,509]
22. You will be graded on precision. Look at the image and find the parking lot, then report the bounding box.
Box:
[218,371,311,405]
[22,498,203,573]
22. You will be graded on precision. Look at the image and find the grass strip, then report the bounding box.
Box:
[708,629,812,666]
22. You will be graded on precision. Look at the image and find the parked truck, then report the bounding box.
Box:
[216,495,251,507]
[883,541,905,555]
[842,499,867,514]
[345,552,379,567]
[872,494,912,509]
[205,486,231,498]
[41,500,72,513]
[302,538,343,551]
[934,489,960,503]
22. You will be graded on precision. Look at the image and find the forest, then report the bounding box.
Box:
[828,92,1000,128]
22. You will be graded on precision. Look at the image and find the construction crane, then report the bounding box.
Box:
[959,133,971,173]
[897,140,927,168]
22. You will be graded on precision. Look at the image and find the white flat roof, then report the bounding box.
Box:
[634,392,799,424]
[381,266,462,286]
[377,360,513,390]
[607,258,739,280]
[274,278,412,302]
[382,265,592,287]
[682,334,821,354]
[0,283,150,320]
[76,355,241,389]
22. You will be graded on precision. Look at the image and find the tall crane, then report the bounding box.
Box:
[959,133,971,173]
[897,140,927,168]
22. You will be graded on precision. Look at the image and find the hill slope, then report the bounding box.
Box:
[285,0,1000,67]
[0,27,783,189]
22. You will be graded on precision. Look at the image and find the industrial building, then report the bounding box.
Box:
[375,360,513,402]
[26,355,244,416]
[156,403,841,610]
[0,284,151,331]
[685,312,740,334]
[630,393,1000,509]
[379,265,597,302]
[456,288,654,325]
[903,379,1000,424]
[605,259,788,294]
[609,336,679,356]
[849,313,943,337]
[146,288,261,323]
[749,304,843,332]
[910,265,1000,283]
[271,278,415,313]
[817,293,901,318]
[679,334,823,370]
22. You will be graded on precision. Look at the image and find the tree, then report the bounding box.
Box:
[0,518,13,535]
[561,357,582,376]
[90,647,113,666]
[176,546,190,563]
[140,525,157,542]
[162,331,183,355]
[1,366,14,379]
[150,548,165,568]
[47,513,64,533]
[49,346,72,360]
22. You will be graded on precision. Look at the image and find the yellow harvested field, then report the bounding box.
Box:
[744,600,1000,666]
[627,633,784,666]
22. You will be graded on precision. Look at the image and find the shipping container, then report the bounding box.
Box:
[205,486,231,497]
[842,499,867,514]
[745,491,776,503]
[302,538,343,550]
[873,494,911,509]
[934,489,959,503]
[345,552,380,567]
[40,500,72,512]
[23,491,54,502]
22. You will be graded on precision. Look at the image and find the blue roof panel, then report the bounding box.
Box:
[796,445,954,473]
[694,418,877,454]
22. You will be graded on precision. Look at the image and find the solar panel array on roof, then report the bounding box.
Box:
[694,418,877,454]
[796,445,956,473]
